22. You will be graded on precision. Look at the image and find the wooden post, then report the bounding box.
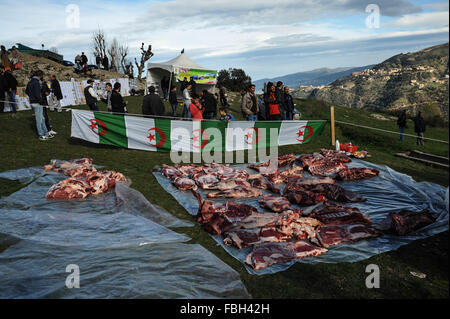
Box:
[330,106,335,147]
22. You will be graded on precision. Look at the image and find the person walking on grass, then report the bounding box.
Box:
[414,111,426,146]
[182,83,192,119]
[169,86,178,117]
[241,84,258,121]
[25,70,53,140]
[142,86,165,117]
[397,109,409,142]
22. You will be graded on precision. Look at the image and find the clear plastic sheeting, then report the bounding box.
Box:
[153,159,449,275]
[0,168,250,298]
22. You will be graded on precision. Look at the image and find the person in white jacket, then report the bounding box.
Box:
[182,84,192,119]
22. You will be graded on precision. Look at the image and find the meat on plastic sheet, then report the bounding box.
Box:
[153,158,449,275]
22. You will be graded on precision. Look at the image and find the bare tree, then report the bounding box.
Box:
[92,29,107,61]
[108,38,120,72]
[118,43,129,74]
[134,43,154,81]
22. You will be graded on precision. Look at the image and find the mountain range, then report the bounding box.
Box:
[292,43,449,118]
[254,65,374,91]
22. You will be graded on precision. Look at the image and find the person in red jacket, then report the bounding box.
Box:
[264,82,282,120]
[189,95,204,120]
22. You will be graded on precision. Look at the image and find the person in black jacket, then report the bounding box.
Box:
[49,74,63,112]
[397,109,409,142]
[110,82,128,113]
[414,111,426,146]
[142,86,165,117]
[3,68,18,113]
[275,81,286,120]
[41,78,56,135]
[0,65,7,113]
[283,86,295,120]
[202,90,218,119]
[26,70,52,140]
[264,82,282,120]
[169,86,178,117]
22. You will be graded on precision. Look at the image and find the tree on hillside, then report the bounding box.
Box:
[107,38,120,72]
[134,43,154,81]
[118,43,129,74]
[217,68,252,92]
[92,29,107,61]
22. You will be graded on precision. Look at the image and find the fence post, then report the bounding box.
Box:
[330,106,335,147]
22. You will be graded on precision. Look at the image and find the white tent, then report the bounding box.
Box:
[146,52,217,97]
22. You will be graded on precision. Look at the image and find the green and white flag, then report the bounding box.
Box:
[71,110,325,153]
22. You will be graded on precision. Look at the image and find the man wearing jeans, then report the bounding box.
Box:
[396,109,409,142]
[25,70,52,140]
[241,84,259,121]
[182,84,192,119]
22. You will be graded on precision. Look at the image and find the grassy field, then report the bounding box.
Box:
[0,94,448,298]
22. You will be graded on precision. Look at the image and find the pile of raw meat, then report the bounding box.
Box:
[159,151,436,271]
[44,158,126,200]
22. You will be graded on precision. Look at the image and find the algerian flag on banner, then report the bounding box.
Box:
[278,120,326,146]
[71,110,326,152]
[71,110,128,148]
[125,116,171,152]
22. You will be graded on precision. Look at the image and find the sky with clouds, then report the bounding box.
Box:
[0,0,448,80]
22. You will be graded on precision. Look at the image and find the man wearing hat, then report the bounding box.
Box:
[84,79,100,111]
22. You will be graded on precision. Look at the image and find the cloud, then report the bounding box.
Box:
[385,11,449,28]
[0,0,445,81]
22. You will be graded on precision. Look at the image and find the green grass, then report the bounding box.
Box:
[0,95,448,298]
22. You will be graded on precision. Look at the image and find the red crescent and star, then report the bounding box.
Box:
[89,119,108,136]
[244,127,260,145]
[191,129,209,149]
[296,125,314,143]
[147,128,166,148]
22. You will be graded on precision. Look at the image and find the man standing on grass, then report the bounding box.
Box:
[25,70,53,140]
[142,86,165,117]
[100,82,113,112]
[84,79,100,111]
[284,86,295,120]
[241,84,258,121]
[169,86,178,117]
[397,109,409,142]
[202,89,218,120]
[414,111,426,146]
[49,74,63,112]
[3,67,18,114]
[182,83,192,119]
[0,65,8,113]
[219,84,229,107]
